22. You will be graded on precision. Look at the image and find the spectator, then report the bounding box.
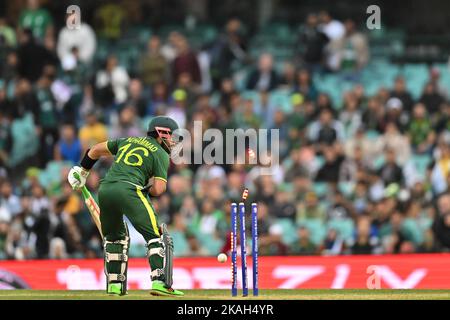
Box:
[335,19,369,71]
[140,36,168,86]
[351,215,377,254]
[272,185,296,221]
[390,76,414,114]
[297,13,329,72]
[318,11,345,41]
[340,91,362,138]
[384,97,409,131]
[0,110,12,168]
[362,97,384,131]
[407,103,435,154]
[0,17,17,48]
[95,55,130,106]
[430,138,450,195]
[172,35,201,85]
[94,2,126,41]
[109,106,143,139]
[279,62,297,89]
[318,11,345,71]
[234,98,261,130]
[290,227,317,255]
[432,193,450,249]
[419,82,445,115]
[321,228,345,255]
[383,211,415,254]
[124,78,147,118]
[315,146,344,183]
[17,28,57,82]
[297,191,326,222]
[339,145,372,184]
[308,108,344,146]
[34,66,59,167]
[375,122,411,165]
[78,112,108,150]
[246,53,279,91]
[294,69,318,101]
[1,182,22,218]
[18,0,54,42]
[185,232,209,256]
[166,89,188,129]
[49,237,68,259]
[54,124,82,164]
[429,67,448,99]
[209,18,248,88]
[161,31,182,63]
[378,148,404,186]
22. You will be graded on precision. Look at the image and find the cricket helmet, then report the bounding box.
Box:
[147,116,180,154]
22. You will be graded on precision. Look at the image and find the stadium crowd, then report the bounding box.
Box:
[1,1,450,260]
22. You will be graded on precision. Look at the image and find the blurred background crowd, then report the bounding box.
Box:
[1,0,450,260]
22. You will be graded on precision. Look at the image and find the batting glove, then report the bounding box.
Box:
[68,166,89,190]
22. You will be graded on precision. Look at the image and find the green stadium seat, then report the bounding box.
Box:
[365,130,380,140]
[401,218,424,245]
[197,233,223,255]
[275,218,298,245]
[129,243,147,257]
[38,161,72,188]
[269,90,292,113]
[410,154,432,178]
[297,218,327,246]
[241,90,260,105]
[9,113,39,166]
[338,182,355,197]
[171,231,189,256]
[327,218,355,241]
[312,182,328,198]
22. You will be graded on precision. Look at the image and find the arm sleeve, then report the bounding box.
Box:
[153,151,170,182]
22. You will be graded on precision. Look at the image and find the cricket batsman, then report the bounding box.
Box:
[67,116,184,296]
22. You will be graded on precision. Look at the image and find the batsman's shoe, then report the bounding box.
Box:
[108,283,124,295]
[151,280,184,297]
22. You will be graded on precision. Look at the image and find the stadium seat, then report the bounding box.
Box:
[8,113,39,166]
[401,218,424,245]
[327,218,355,241]
[197,233,223,255]
[269,90,292,113]
[338,182,355,197]
[297,218,327,246]
[410,154,432,178]
[171,231,190,256]
[312,182,328,198]
[38,161,72,188]
[129,243,147,257]
[275,218,298,245]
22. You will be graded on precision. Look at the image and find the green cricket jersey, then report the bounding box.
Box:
[103,136,170,188]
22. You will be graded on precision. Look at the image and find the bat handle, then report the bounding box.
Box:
[80,186,91,199]
[73,172,90,198]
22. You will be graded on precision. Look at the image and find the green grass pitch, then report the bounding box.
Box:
[1,289,450,300]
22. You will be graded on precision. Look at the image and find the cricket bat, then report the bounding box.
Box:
[74,172,103,238]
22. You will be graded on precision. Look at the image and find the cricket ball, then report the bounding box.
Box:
[217,253,227,263]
